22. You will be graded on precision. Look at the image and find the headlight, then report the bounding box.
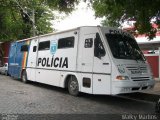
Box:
[116,75,129,80]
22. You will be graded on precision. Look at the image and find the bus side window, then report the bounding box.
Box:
[84,38,93,48]
[94,33,106,59]
[38,41,50,51]
[21,45,28,52]
[58,37,74,49]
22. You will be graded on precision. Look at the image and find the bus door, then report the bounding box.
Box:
[93,33,111,94]
[27,39,38,81]
[80,34,95,94]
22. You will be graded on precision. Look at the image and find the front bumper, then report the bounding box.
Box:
[111,79,155,94]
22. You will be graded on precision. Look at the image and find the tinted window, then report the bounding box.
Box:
[94,33,106,58]
[58,37,74,49]
[106,33,145,61]
[38,41,50,51]
[84,38,93,48]
[21,45,28,52]
[33,46,37,52]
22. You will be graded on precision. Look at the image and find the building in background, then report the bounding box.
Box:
[0,42,10,66]
[123,20,160,79]
[136,31,160,79]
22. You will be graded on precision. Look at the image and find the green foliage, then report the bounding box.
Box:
[92,0,160,39]
[0,0,79,42]
[47,0,79,13]
[1,4,22,41]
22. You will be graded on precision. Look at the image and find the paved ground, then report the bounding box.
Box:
[143,80,160,95]
[0,75,159,119]
[117,80,160,106]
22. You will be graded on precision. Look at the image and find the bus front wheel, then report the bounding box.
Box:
[68,76,79,96]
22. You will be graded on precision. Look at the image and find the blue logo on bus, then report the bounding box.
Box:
[50,41,57,55]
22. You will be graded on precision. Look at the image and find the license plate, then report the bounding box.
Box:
[138,82,147,87]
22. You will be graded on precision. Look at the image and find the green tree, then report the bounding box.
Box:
[92,0,160,39]
[0,0,79,42]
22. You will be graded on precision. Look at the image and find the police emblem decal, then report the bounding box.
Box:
[50,41,57,55]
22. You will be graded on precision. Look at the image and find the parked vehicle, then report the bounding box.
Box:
[0,63,8,75]
[8,26,155,96]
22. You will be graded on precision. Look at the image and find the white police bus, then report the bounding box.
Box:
[8,26,155,96]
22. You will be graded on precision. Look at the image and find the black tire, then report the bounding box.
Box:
[68,76,79,96]
[21,70,28,83]
[5,70,8,76]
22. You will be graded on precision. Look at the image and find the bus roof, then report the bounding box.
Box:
[16,26,102,43]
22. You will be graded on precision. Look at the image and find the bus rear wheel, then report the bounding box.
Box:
[68,76,79,96]
[22,70,28,83]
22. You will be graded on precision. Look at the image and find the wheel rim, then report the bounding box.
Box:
[69,80,78,92]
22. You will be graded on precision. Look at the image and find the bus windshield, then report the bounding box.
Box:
[105,33,145,61]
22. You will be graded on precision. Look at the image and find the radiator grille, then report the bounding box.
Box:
[126,66,148,75]
[131,77,150,81]
[126,66,147,71]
